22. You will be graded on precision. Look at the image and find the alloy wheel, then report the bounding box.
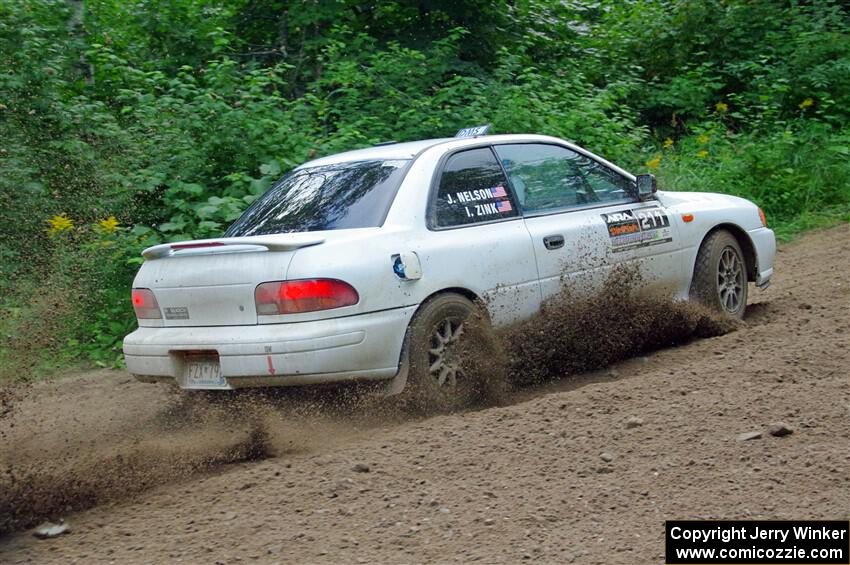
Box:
[717,246,745,313]
[428,318,465,388]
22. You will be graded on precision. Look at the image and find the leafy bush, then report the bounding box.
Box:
[649,119,850,239]
[0,0,847,373]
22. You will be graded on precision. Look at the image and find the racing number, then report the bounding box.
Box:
[635,208,670,230]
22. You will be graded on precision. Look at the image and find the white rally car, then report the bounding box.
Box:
[124,129,775,399]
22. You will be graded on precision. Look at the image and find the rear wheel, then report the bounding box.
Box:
[690,229,748,319]
[403,293,477,412]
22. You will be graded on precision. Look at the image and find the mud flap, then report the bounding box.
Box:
[376,334,409,397]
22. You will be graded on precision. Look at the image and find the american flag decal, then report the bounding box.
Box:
[496,200,513,213]
[490,185,507,198]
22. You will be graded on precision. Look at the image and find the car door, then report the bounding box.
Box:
[493,142,684,301]
[424,146,541,325]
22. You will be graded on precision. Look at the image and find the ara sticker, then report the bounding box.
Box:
[601,206,672,252]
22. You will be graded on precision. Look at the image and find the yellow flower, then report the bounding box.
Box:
[799,97,814,109]
[662,138,674,149]
[96,216,120,233]
[645,155,662,170]
[715,102,729,112]
[696,150,709,158]
[697,134,711,144]
[47,213,74,234]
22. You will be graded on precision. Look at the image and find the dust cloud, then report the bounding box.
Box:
[0,386,395,533]
[0,268,736,533]
[500,268,736,385]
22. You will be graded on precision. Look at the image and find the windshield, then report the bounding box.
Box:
[225,159,409,236]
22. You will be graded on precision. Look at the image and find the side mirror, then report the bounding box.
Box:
[635,173,657,201]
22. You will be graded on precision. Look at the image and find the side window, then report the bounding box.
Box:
[494,144,634,214]
[573,153,634,203]
[433,147,519,228]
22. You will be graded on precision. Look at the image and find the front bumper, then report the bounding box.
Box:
[123,306,417,389]
[748,226,776,287]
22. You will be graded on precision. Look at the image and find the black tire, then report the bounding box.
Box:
[690,229,749,319]
[402,293,478,413]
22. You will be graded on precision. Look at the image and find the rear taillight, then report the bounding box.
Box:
[132,288,162,319]
[255,279,359,315]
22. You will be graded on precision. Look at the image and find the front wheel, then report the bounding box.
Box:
[690,229,749,319]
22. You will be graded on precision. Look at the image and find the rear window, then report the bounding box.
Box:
[225,159,409,236]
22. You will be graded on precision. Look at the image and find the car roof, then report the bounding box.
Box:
[296,138,454,168]
[296,134,576,169]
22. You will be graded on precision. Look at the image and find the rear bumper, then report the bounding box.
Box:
[748,226,776,287]
[123,306,417,389]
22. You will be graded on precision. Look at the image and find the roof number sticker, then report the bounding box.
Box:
[601,206,673,252]
[455,124,491,138]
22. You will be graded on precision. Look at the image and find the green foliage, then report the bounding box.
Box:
[589,0,850,127]
[0,0,848,372]
[650,120,850,239]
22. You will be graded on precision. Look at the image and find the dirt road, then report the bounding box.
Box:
[1,225,848,564]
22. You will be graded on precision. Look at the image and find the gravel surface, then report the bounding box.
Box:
[1,224,847,564]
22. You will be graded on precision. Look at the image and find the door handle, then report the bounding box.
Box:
[543,234,565,250]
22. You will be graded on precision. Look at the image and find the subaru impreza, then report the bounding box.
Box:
[124,129,775,400]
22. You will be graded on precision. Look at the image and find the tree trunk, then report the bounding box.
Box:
[66,0,94,85]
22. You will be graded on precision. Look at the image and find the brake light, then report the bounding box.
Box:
[131,288,162,319]
[758,207,767,227]
[171,242,225,250]
[255,279,359,315]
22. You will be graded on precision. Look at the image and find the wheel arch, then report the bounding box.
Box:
[386,285,485,396]
[397,286,484,359]
[424,286,482,305]
[410,286,487,326]
[700,223,757,281]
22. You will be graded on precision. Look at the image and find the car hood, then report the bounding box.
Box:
[657,190,758,210]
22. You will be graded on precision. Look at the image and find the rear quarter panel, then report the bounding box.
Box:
[282,220,539,327]
[279,227,426,324]
[282,143,541,327]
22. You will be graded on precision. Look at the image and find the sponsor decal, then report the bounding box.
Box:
[601,206,673,252]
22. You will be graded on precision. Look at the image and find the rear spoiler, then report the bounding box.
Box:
[141,236,325,260]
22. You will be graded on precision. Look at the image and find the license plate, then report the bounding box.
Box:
[183,356,227,389]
